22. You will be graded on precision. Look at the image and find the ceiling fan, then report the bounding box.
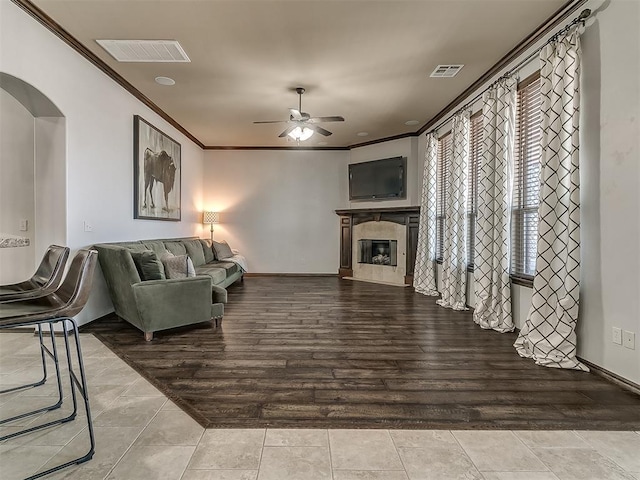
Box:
[253,87,345,142]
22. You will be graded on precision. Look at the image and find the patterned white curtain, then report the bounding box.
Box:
[414,133,439,296]
[514,28,587,371]
[473,77,517,333]
[437,111,470,310]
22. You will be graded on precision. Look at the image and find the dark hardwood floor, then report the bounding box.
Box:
[84,277,640,429]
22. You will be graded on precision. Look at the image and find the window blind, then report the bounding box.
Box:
[436,133,452,260]
[467,113,483,267]
[511,74,542,278]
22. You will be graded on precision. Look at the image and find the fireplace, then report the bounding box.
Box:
[358,239,397,266]
[335,206,420,286]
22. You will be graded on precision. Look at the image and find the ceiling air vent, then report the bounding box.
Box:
[430,64,464,78]
[96,40,191,63]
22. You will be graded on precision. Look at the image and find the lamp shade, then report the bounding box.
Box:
[203,211,219,224]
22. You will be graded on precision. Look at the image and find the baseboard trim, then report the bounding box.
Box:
[578,356,640,395]
[243,273,338,277]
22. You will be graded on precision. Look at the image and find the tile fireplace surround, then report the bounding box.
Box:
[335,206,420,286]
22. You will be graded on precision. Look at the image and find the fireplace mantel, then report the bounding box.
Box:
[335,206,420,284]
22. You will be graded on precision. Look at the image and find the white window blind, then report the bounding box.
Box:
[467,113,482,267]
[436,133,452,260]
[511,74,542,278]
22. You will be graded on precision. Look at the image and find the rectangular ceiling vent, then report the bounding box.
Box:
[430,64,464,78]
[96,40,191,63]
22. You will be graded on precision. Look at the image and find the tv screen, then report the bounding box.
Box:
[349,156,406,201]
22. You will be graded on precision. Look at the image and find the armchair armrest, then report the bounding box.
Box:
[211,284,228,303]
[132,276,212,332]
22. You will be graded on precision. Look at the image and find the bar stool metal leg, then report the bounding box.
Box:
[0,324,65,428]
[0,318,95,479]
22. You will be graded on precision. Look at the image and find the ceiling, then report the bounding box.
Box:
[31,0,568,148]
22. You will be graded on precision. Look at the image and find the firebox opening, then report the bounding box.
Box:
[358,239,398,266]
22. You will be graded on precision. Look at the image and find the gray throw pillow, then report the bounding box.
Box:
[212,240,234,260]
[131,250,166,281]
[162,254,196,279]
[200,239,215,263]
[183,239,206,266]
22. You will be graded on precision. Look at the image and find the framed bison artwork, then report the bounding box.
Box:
[133,115,181,221]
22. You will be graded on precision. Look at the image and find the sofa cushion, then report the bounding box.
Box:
[183,239,206,267]
[162,254,196,279]
[164,241,187,257]
[200,239,215,263]
[131,250,166,281]
[195,265,227,284]
[142,240,170,257]
[208,261,240,276]
[212,240,234,260]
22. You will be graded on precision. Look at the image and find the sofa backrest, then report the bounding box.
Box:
[93,244,142,323]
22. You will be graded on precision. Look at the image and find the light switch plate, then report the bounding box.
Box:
[623,331,635,350]
[612,327,622,345]
[19,219,28,231]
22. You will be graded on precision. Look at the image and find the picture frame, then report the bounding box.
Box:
[133,115,181,221]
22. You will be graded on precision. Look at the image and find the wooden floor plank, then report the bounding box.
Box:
[85,276,640,429]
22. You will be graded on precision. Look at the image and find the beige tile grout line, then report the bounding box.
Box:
[449,429,489,477]
[99,395,172,478]
[387,428,409,478]
[178,419,207,480]
[326,429,334,480]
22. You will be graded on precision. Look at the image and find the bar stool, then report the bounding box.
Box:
[0,249,98,480]
[0,245,69,302]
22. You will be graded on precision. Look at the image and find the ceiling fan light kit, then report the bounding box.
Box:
[288,126,314,141]
[254,87,345,143]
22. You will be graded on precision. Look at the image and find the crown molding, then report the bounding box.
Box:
[12,0,586,151]
[417,0,587,136]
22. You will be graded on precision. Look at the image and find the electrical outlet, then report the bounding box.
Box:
[83,221,93,232]
[612,327,622,345]
[19,219,28,231]
[623,331,635,350]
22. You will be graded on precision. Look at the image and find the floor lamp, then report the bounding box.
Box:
[203,211,219,241]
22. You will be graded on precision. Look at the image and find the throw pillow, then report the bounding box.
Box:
[162,254,196,279]
[200,239,215,263]
[212,240,234,260]
[131,251,166,281]
[183,239,206,267]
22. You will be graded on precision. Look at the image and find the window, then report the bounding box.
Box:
[436,132,452,261]
[467,113,482,267]
[511,73,542,279]
[435,114,482,266]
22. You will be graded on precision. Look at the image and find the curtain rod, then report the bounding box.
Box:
[428,8,591,137]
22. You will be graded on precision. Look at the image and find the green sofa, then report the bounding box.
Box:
[94,237,243,341]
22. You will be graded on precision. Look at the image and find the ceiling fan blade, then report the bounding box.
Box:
[289,109,303,120]
[309,116,345,123]
[253,120,287,124]
[278,126,296,138]
[309,125,333,136]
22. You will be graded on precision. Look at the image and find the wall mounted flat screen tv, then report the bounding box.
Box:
[349,156,406,201]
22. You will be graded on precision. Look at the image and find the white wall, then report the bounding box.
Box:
[34,117,67,260]
[0,0,205,324]
[203,149,348,273]
[578,0,640,384]
[0,89,35,283]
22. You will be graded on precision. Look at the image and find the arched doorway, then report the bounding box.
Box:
[0,73,66,284]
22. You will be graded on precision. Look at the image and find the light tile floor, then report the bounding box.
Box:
[1,331,639,480]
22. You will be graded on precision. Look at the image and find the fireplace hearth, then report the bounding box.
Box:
[358,239,397,266]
